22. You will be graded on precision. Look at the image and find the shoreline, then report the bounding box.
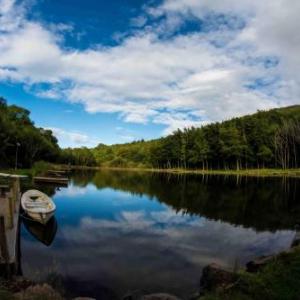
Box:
[2,246,300,300]
[199,245,300,300]
[68,165,300,178]
[2,165,300,178]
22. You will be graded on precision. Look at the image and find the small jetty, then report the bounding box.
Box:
[33,169,69,186]
[33,176,69,184]
[48,170,69,176]
[0,173,26,277]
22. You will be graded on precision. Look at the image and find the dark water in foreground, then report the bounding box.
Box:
[20,170,300,299]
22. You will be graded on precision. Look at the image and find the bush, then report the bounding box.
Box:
[31,161,52,176]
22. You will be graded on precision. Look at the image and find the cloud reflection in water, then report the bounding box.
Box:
[20,173,297,299]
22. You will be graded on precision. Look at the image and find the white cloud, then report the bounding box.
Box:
[55,184,96,197]
[0,0,299,136]
[130,15,147,28]
[46,127,94,148]
[0,0,25,32]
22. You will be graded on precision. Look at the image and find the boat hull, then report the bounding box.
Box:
[23,216,58,246]
[26,211,55,225]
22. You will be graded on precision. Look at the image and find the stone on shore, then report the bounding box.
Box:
[123,292,182,300]
[200,263,236,293]
[14,283,64,300]
[246,255,275,273]
[142,293,182,300]
[73,298,96,300]
[0,277,33,293]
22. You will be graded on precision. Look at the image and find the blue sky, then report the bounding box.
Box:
[0,0,299,147]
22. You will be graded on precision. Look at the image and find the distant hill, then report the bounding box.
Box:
[64,105,300,170]
[1,95,299,170]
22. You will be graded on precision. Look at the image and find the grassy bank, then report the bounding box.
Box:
[0,161,62,178]
[70,165,300,177]
[200,247,300,300]
[155,167,300,177]
[2,163,300,178]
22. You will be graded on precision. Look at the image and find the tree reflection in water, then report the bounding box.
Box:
[19,170,300,299]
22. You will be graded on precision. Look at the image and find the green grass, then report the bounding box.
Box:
[153,167,300,177]
[0,161,56,178]
[94,166,300,177]
[201,247,300,300]
[2,162,300,178]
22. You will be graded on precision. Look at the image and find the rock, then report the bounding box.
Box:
[14,283,64,300]
[291,239,300,247]
[123,290,144,300]
[200,263,236,293]
[123,292,182,300]
[0,276,34,293]
[141,293,182,300]
[188,291,202,300]
[73,298,96,300]
[291,226,300,247]
[247,245,300,273]
[246,255,274,273]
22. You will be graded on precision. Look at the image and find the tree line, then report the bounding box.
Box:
[91,105,300,170]
[1,95,299,170]
[0,98,60,168]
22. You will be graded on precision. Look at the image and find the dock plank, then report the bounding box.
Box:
[34,176,69,184]
[48,170,68,174]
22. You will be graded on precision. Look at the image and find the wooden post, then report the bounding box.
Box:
[0,174,23,278]
[11,178,20,212]
[0,216,10,277]
[8,195,14,229]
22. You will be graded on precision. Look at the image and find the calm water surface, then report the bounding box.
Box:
[20,170,300,299]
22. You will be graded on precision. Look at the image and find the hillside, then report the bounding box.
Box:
[63,105,300,170]
[1,95,299,170]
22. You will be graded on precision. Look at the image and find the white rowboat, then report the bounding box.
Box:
[21,190,56,225]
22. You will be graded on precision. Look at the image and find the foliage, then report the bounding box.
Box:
[60,147,96,166]
[0,98,60,168]
[31,161,53,176]
[88,105,300,170]
[1,95,300,171]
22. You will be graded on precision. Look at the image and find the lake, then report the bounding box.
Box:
[20,170,300,299]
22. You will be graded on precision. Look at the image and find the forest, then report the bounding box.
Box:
[1,95,300,170]
[0,97,60,168]
[90,105,300,170]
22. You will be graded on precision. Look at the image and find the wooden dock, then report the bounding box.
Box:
[0,175,24,277]
[33,176,69,184]
[48,170,68,175]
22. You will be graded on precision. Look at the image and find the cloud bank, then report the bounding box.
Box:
[0,0,299,135]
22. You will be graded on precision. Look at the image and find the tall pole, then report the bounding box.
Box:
[15,143,20,170]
